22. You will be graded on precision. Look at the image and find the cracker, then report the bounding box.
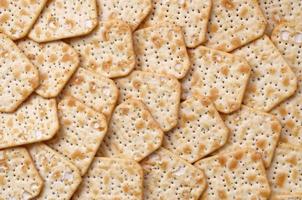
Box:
[133,24,190,79]
[139,0,212,48]
[0,34,39,113]
[267,143,302,196]
[163,96,229,163]
[115,70,181,131]
[62,67,118,119]
[98,99,163,161]
[205,0,267,52]
[233,35,297,112]
[0,94,58,149]
[0,0,47,40]
[216,106,281,168]
[141,147,206,200]
[28,0,98,42]
[68,20,135,78]
[47,96,107,175]
[18,39,79,98]
[181,45,251,113]
[96,0,152,30]
[194,149,271,199]
[73,157,143,199]
[271,195,302,200]
[270,22,302,146]
[0,147,43,199]
[28,143,82,200]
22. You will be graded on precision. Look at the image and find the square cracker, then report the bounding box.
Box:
[216,106,281,168]
[181,45,251,113]
[267,143,302,196]
[163,95,229,163]
[133,24,190,79]
[115,70,181,132]
[234,35,297,112]
[194,149,271,199]
[141,147,206,200]
[62,67,118,119]
[73,157,143,200]
[28,0,98,42]
[98,99,163,161]
[18,39,79,98]
[0,94,59,149]
[0,147,43,199]
[47,96,107,175]
[205,0,267,52]
[96,0,152,30]
[69,20,135,78]
[270,22,302,146]
[139,0,212,48]
[0,34,39,113]
[28,143,82,200]
[0,0,47,40]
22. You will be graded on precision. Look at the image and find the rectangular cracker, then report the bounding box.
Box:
[216,106,281,168]
[115,70,181,131]
[47,96,107,175]
[68,20,135,78]
[139,0,212,48]
[234,35,297,112]
[0,0,47,40]
[96,0,152,30]
[0,147,43,199]
[205,0,267,52]
[0,94,59,149]
[141,147,206,200]
[73,157,143,199]
[98,99,163,161]
[133,24,190,79]
[28,143,82,200]
[28,0,98,42]
[181,45,251,113]
[62,67,118,119]
[194,149,271,199]
[18,39,79,98]
[163,95,229,163]
[0,34,39,112]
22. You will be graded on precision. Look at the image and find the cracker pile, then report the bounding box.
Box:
[0,0,301,199]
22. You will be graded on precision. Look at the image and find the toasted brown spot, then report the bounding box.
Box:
[183,145,192,154]
[132,80,141,89]
[234,151,243,160]
[25,64,32,72]
[286,155,297,165]
[0,175,5,186]
[271,121,281,132]
[221,0,235,9]
[247,174,256,182]
[89,82,97,93]
[269,67,276,75]
[52,171,61,179]
[120,107,129,115]
[0,14,9,23]
[135,120,144,130]
[67,99,76,107]
[228,159,238,170]
[65,19,75,28]
[239,65,250,73]
[122,185,130,193]
[71,150,85,160]
[251,152,261,161]
[256,139,266,149]
[151,36,164,49]
[239,7,248,18]
[231,37,241,47]
[61,54,73,63]
[72,76,84,85]
[218,190,227,198]
[209,88,219,101]
[49,54,58,62]
[285,119,295,129]
[102,59,112,71]
[0,0,8,8]
[209,24,218,33]
[103,176,109,184]
[6,118,13,128]
[276,173,287,187]
[220,66,229,76]
[277,107,287,116]
[282,77,290,86]
[218,155,227,166]
[200,97,211,107]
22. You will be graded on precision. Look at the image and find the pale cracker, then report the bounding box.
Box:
[96,0,152,30]
[133,24,190,79]
[216,106,281,168]
[69,20,135,78]
[115,70,181,131]
[28,0,98,42]
[0,94,59,149]
[140,0,212,48]
[205,0,267,52]
[181,45,251,113]
[62,67,118,119]
[141,147,206,200]
[98,99,163,161]
[267,143,302,196]
[195,149,271,199]
[234,35,297,112]
[47,96,107,175]
[28,143,82,200]
[18,39,79,98]
[0,0,47,40]
[163,95,229,163]
[270,22,302,146]
[0,34,39,113]
[0,147,43,199]
[73,157,143,200]
[271,195,302,200]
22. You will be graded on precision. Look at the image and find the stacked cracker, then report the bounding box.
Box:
[0,0,301,199]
